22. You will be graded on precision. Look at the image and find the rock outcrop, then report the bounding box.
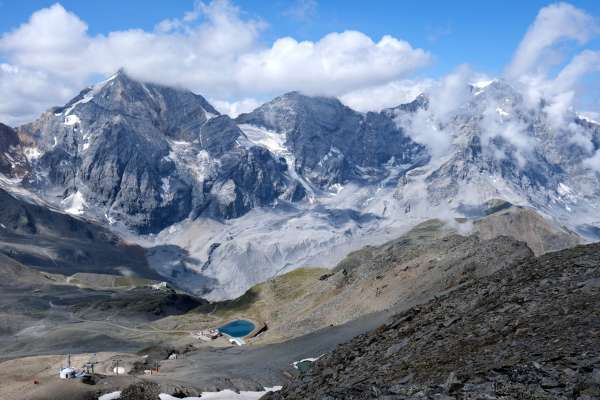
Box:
[0,123,28,178]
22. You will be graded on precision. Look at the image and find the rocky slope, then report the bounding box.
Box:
[0,123,28,178]
[198,199,582,341]
[0,250,206,361]
[470,200,581,255]
[0,186,158,279]
[204,219,533,342]
[264,242,600,400]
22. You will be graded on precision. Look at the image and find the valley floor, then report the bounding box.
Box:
[0,307,397,399]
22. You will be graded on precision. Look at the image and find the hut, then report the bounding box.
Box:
[59,367,76,379]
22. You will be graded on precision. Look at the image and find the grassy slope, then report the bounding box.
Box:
[198,267,329,324]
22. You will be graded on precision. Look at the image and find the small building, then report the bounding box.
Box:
[59,368,76,379]
[151,282,169,290]
[113,366,126,375]
[229,337,246,346]
[192,328,220,341]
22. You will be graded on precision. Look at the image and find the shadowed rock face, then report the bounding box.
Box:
[0,187,160,279]
[264,242,600,400]
[0,123,28,178]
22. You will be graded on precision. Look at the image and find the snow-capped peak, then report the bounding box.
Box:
[471,79,498,95]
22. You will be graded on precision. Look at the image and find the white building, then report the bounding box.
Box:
[229,337,246,346]
[59,367,76,379]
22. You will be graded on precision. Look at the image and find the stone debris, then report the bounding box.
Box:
[264,243,600,399]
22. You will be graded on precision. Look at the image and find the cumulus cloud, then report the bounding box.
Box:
[584,149,600,172]
[506,2,598,79]
[234,32,431,96]
[504,3,600,131]
[212,98,263,117]
[0,1,431,125]
[0,64,78,126]
[340,79,434,112]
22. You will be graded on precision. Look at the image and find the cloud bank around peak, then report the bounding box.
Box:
[0,0,432,125]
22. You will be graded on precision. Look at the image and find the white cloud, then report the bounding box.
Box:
[503,3,600,132]
[340,79,433,112]
[515,49,600,130]
[584,149,600,172]
[283,0,318,21]
[0,1,431,125]
[0,64,77,125]
[393,66,476,158]
[0,4,91,80]
[506,2,598,79]
[212,98,262,117]
[234,31,431,96]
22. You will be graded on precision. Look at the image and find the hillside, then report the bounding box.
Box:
[188,202,578,343]
[265,242,600,399]
[191,219,532,342]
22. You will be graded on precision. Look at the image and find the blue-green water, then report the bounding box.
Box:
[218,320,255,337]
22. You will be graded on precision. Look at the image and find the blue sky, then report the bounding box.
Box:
[0,1,599,123]
[1,0,599,77]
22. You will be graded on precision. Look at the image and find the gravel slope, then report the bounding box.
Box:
[265,243,600,399]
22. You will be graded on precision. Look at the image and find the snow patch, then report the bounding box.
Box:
[104,212,115,225]
[98,392,121,400]
[471,79,496,95]
[557,183,573,196]
[213,179,237,205]
[471,79,495,89]
[239,124,315,202]
[577,112,600,125]
[158,386,282,400]
[495,107,510,117]
[62,191,87,215]
[330,183,344,194]
[205,111,218,120]
[293,356,322,369]
[167,141,214,183]
[63,73,118,116]
[23,147,42,161]
[238,124,287,154]
[64,114,80,126]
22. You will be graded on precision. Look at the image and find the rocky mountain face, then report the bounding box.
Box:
[0,123,28,178]
[16,70,296,233]
[236,91,429,188]
[265,242,600,400]
[2,71,599,299]
[394,80,600,231]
